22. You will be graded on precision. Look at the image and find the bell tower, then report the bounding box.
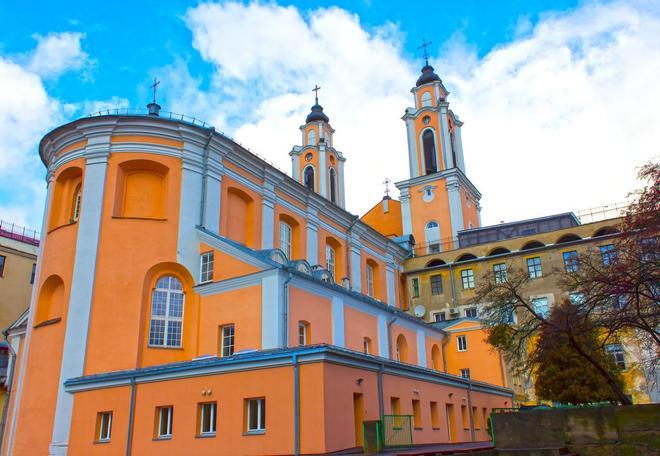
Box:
[290,86,346,208]
[396,44,482,253]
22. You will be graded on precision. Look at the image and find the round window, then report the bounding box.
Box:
[305,153,313,162]
[422,116,431,125]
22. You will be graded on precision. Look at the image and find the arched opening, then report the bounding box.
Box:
[556,233,582,244]
[363,337,372,354]
[298,320,310,346]
[226,187,255,247]
[425,259,446,268]
[431,344,441,370]
[450,130,458,168]
[365,259,378,298]
[421,92,432,107]
[329,168,337,203]
[116,159,169,219]
[425,220,441,253]
[395,334,409,363]
[49,166,83,229]
[593,226,620,237]
[303,166,315,191]
[325,237,342,281]
[148,275,185,348]
[422,130,438,174]
[35,275,65,324]
[487,247,511,257]
[521,241,545,251]
[307,129,316,146]
[455,253,477,263]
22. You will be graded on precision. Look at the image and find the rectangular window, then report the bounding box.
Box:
[483,408,489,433]
[430,401,440,429]
[363,337,371,354]
[563,250,579,272]
[30,263,36,284]
[493,263,507,283]
[461,405,469,429]
[433,312,446,322]
[569,293,585,305]
[155,406,173,439]
[532,297,549,318]
[246,398,266,432]
[527,257,542,279]
[412,399,422,429]
[461,269,475,289]
[460,368,470,379]
[411,278,420,298]
[457,335,467,352]
[198,402,217,436]
[605,344,626,370]
[279,222,292,259]
[298,322,308,346]
[366,264,375,297]
[472,406,480,429]
[430,274,443,295]
[428,244,440,254]
[600,244,616,266]
[390,397,401,415]
[0,255,5,277]
[464,307,478,318]
[199,252,214,283]
[96,411,112,442]
[220,325,235,357]
[325,245,335,278]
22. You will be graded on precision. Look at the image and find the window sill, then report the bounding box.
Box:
[93,440,111,445]
[432,427,441,431]
[414,427,423,431]
[195,433,216,439]
[153,436,172,441]
[147,345,184,350]
[112,216,167,221]
[243,430,265,436]
[33,317,62,329]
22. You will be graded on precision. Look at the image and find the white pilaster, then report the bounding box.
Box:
[385,261,396,307]
[178,156,203,280]
[416,329,427,368]
[318,145,327,198]
[447,176,465,238]
[377,313,389,358]
[261,183,276,250]
[350,243,362,293]
[292,154,300,182]
[438,104,453,169]
[400,188,413,236]
[338,159,346,209]
[404,116,419,178]
[261,272,284,349]
[50,146,109,455]
[454,126,466,173]
[203,170,222,234]
[331,297,345,347]
[306,209,319,265]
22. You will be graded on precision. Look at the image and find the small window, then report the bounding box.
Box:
[563,251,579,272]
[279,222,292,259]
[200,252,214,283]
[307,129,316,146]
[411,278,420,297]
[600,244,616,266]
[605,344,626,370]
[0,255,5,277]
[433,312,446,322]
[30,263,36,284]
[430,274,443,295]
[363,337,372,354]
[220,324,235,357]
[155,406,173,439]
[532,297,549,318]
[366,264,375,297]
[325,245,335,278]
[298,321,309,346]
[198,402,217,436]
[421,92,432,107]
[412,399,422,428]
[457,335,467,352]
[461,269,475,289]
[465,307,478,318]
[430,401,440,429]
[460,368,470,379]
[246,398,266,433]
[526,257,542,279]
[493,263,507,283]
[96,411,112,442]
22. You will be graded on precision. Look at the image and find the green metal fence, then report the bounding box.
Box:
[380,415,413,448]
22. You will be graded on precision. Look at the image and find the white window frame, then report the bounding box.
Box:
[605,344,627,370]
[220,324,235,357]
[298,321,308,346]
[199,251,214,283]
[307,129,316,146]
[457,335,467,352]
[366,264,375,297]
[325,245,335,278]
[72,185,82,222]
[199,402,217,435]
[246,398,266,432]
[363,337,371,354]
[527,257,543,279]
[493,263,507,284]
[157,406,173,438]
[421,91,432,107]
[98,411,112,442]
[148,276,185,348]
[532,297,549,318]
[279,221,292,259]
[460,368,470,379]
[461,269,475,289]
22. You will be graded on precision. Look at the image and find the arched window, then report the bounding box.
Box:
[363,337,372,354]
[425,221,441,254]
[431,344,441,370]
[298,321,310,346]
[329,168,337,203]
[421,92,432,107]
[148,276,185,348]
[325,244,336,278]
[304,166,315,191]
[307,129,316,146]
[396,334,408,363]
[450,131,458,168]
[279,221,292,259]
[365,261,376,297]
[71,184,82,222]
[422,130,438,174]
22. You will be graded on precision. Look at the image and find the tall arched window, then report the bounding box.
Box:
[329,168,337,203]
[396,334,408,363]
[148,276,185,348]
[421,92,432,107]
[450,131,458,168]
[422,130,438,174]
[307,129,316,146]
[71,184,82,222]
[298,320,310,346]
[431,344,441,370]
[325,244,336,278]
[304,166,315,191]
[279,221,292,259]
[425,221,441,254]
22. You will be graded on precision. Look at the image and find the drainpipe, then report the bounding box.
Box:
[377,363,384,419]
[387,317,398,359]
[198,128,216,228]
[293,353,300,456]
[466,378,475,443]
[440,334,448,373]
[282,272,294,348]
[449,263,457,307]
[125,377,137,456]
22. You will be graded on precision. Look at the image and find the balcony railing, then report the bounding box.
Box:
[0,220,40,246]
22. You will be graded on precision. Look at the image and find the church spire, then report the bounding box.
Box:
[306,84,330,123]
[415,39,441,87]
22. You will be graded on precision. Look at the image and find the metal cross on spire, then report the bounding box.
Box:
[312,84,321,104]
[418,39,432,66]
[150,77,161,104]
[383,178,392,198]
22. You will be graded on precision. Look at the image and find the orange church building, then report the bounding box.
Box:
[2,64,511,455]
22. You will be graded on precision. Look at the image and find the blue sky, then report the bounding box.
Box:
[0,0,659,230]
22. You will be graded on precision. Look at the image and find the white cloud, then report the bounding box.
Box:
[28,32,90,79]
[179,0,660,227]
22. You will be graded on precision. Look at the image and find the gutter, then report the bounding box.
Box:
[125,377,137,456]
[293,353,300,456]
[282,273,294,348]
[377,363,385,418]
[198,128,216,228]
[467,377,476,443]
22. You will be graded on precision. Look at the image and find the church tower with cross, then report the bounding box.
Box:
[289,86,346,208]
